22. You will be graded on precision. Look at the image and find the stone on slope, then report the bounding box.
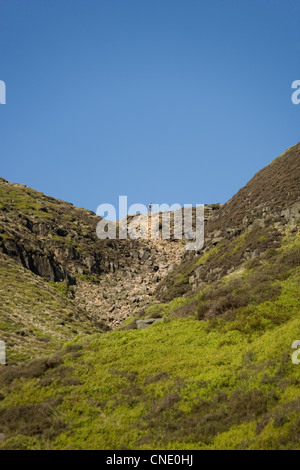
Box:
[0,341,6,365]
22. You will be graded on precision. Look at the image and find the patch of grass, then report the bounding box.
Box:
[0,253,103,361]
[75,273,100,283]
[0,300,299,450]
[51,235,77,246]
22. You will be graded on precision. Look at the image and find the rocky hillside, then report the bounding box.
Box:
[157,142,300,301]
[0,142,299,450]
[0,177,220,356]
[0,179,187,356]
[75,207,221,328]
[0,177,221,333]
[0,177,141,284]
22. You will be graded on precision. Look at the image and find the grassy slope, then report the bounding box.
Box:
[0,229,299,450]
[156,142,300,303]
[0,252,100,362]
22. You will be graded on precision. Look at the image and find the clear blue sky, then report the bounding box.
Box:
[0,0,299,215]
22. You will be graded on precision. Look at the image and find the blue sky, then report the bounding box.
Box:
[0,0,299,216]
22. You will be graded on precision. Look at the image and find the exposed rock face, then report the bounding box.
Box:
[136,318,163,329]
[0,180,159,284]
[0,341,6,365]
[75,238,185,328]
[0,178,222,329]
[73,206,222,328]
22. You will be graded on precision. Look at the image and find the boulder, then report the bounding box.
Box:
[136,318,163,329]
[0,341,6,365]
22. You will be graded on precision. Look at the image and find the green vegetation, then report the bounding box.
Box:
[75,273,100,284]
[145,296,191,318]
[0,253,102,362]
[0,185,56,220]
[0,296,299,449]
[0,229,299,449]
[51,235,77,246]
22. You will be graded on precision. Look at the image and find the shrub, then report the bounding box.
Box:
[0,401,65,439]
[0,355,64,385]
